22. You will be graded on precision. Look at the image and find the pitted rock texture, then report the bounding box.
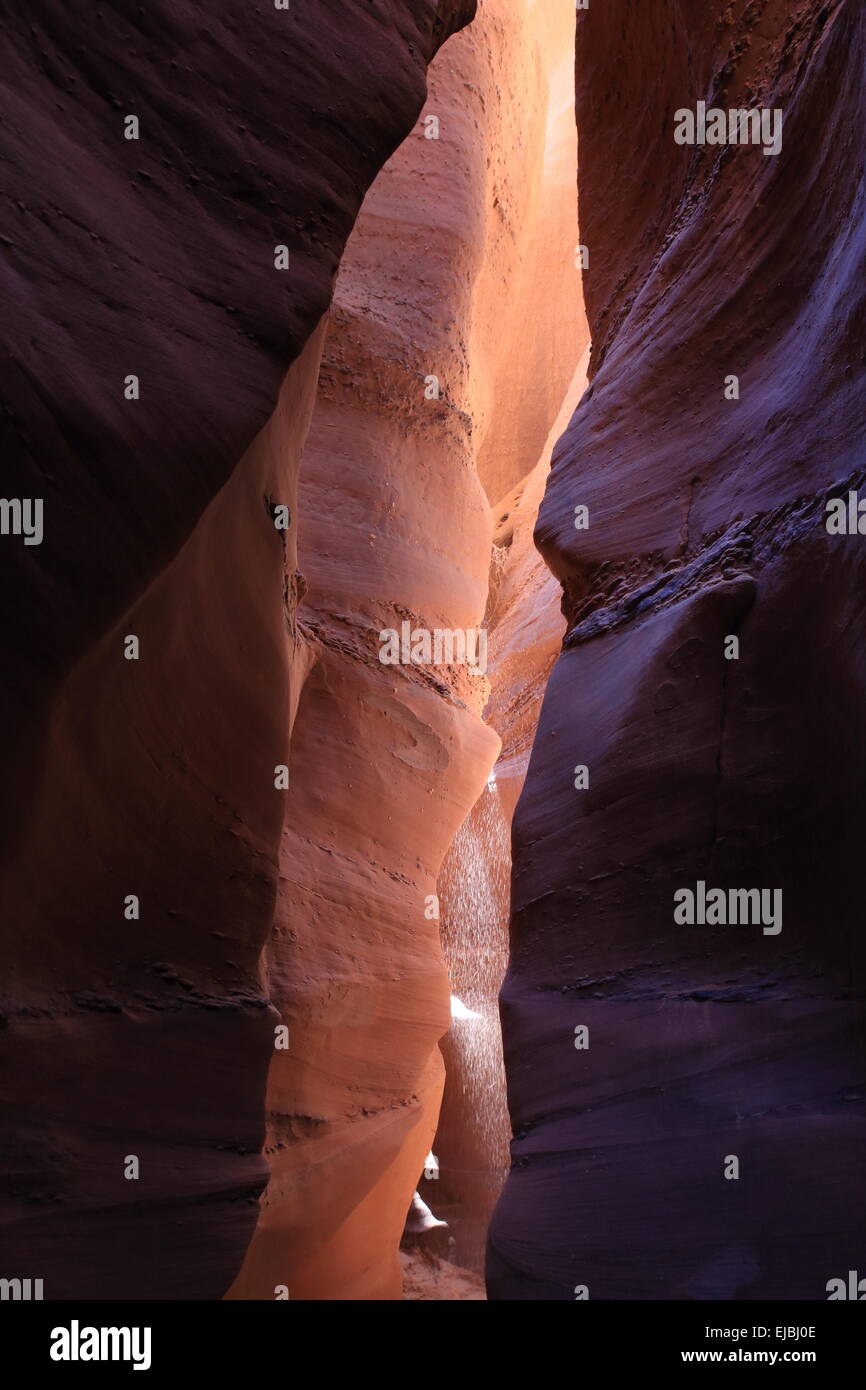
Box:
[488,0,866,1300]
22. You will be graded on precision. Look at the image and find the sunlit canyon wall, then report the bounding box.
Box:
[230,0,586,1300]
[488,0,866,1300]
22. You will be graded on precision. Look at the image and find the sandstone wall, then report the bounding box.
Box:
[0,0,476,1300]
[489,0,866,1300]
[230,0,584,1300]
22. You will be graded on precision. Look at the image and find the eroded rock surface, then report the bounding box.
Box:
[0,0,475,1300]
[229,0,584,1301]
[489,0,866,1300]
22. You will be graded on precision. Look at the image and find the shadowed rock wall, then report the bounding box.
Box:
[0,0,475,1300]
[489,0,866,1301]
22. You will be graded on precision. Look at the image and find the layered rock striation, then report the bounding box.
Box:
[0,0,476,1300]
[230,0,585,1300]
[489,0,866,1300]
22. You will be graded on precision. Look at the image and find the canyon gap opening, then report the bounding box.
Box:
[229,0,588,1300]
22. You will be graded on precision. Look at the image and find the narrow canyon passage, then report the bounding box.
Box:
[2,0,864,1318]
[229,0,588,1300]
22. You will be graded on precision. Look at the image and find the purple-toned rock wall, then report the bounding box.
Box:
[488,0,866,1300]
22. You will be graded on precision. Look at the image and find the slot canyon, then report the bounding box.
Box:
[1,0,864,1311]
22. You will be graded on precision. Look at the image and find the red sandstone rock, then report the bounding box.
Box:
[0,0,476,1300]
[426,0,589,1277]
[229,0,584,1300]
